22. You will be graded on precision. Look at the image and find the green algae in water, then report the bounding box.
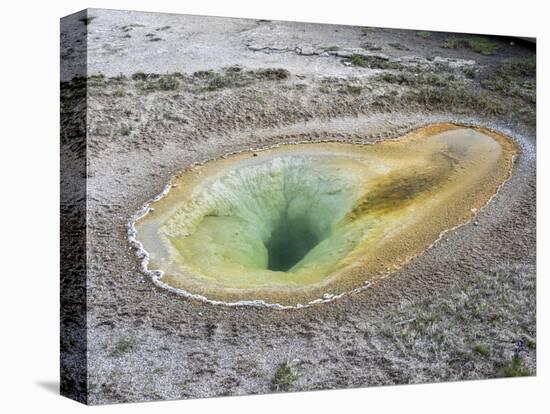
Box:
[163,155,370,286]
[134,124,516,306]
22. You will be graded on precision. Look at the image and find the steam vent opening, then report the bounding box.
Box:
[134,124,516,307]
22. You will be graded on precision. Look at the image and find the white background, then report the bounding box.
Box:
[0,0,546,412]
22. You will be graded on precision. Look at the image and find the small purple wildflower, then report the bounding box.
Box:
[513,339,526,356]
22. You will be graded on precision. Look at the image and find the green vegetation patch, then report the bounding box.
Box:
[481,56,536,103]
[379,72,449,87]
[197,67,290,91]
[501,56,536,77]
[120,125,132,136]
[499,355,530,377]
[363,264,535,382]
[348,54,402,69]
[205,75,233,91]
[402,85,504,116]
[110,337,135,357]
[192,70,216,79]
[157,75,179,90]
[254,68,290,80]
[462,66,477,79]
[89,67,291,95]
[472,344,491,357]
[338,84,363,95]
[442,36,498,55]
[133,73,180,93]
[271,362,298,392]
[131,72,148,81]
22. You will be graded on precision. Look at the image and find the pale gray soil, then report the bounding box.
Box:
[60,9,536,404]
[61,8,534,81]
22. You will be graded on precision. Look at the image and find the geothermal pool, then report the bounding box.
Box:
[133,124,516,307]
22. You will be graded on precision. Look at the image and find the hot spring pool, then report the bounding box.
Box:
[132,124,516,307]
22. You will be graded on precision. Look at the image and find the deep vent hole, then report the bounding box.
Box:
[265,212,323,272]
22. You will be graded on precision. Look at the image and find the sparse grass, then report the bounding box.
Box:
[235,360,264,378]
[112,74,126,82]
[199,68,289,91]
[350,55,368,66]
[481,56,536,103]
[271,362,297,392]
[388,42,410,51]
[253,68,290,80]
[225,66,243,73]
[417,31,431,39]
[472,344,491,357]
[163,112,183,122]
[205,75,232,91]
[472,38,500,55]
[499,56,536,77]
[376,71,508,116]
[120,125,131,136]
[523,80,535,90]
[110,337,135,356]
[133,74,180,93]
[442,36,498,55]
[349,54,367,67]
[364,264,535,382]
[402,85,504,116]
[100,382,117,398]
[481,74,513,94]
[193,70,215,79]
[525,337,537,350]
[442,37,464,49]
[131,72,148,81]
[339,84,362,95]
[499,355,530,377]
[157,75,179,90]
[361,42,382,51]
[462,66,477,79]
[379,72,449,87]
[111,68,290,95]
[88,73,105,82]
[348,54,401,70]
